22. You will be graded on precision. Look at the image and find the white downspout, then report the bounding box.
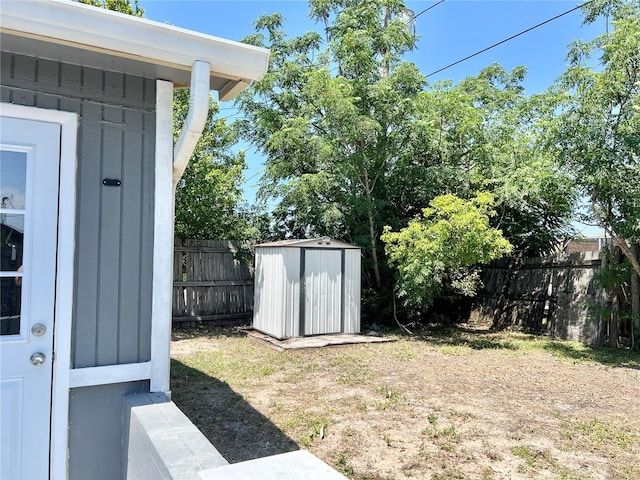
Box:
[172,60,211,189]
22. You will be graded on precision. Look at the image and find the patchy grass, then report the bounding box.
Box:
[170,325,640,478]
[418,327,640,367]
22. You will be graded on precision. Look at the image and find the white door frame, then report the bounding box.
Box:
[0,103,78,479]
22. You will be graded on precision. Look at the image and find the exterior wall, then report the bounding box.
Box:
[1,53,157,477]
[343,249,361,334]
[1,52,156,367]
[253,247,300,339]
[68,381,149,480]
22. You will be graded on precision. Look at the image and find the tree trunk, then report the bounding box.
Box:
[612,232,640,279]
[631,242,640,349]
[591,198,640,278]
[380,7,390,78]
[610,289,620,348]
[608,245,622,348]
[367,206,382,289]
[363,171,381,289]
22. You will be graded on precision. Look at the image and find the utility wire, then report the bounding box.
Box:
[411,0,446,23]
[426,0,595,78]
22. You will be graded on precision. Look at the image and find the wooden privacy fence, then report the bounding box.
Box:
[173,239,254,326]
[469,252,609,345]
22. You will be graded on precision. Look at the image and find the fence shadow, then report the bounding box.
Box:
[404,325,640,369]
[540,341,640,370]
[170,359,299,463]
[412,325,521,351]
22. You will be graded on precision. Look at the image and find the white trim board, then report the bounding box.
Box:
[0,102,79,480]
[150,80,174,395]
[69,362,151,389]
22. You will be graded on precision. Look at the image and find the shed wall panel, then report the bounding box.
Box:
[253,247,300,339]
[304,249,342,335]
[282,248,301,338]
[343,249,361,333]
[1,53,156,367]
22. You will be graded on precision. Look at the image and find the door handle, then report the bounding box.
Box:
[30,352,46,366]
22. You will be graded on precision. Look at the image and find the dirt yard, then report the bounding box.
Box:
[170,327,640,479]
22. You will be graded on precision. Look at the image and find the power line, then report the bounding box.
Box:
[425,0,595,78]
[411,0,446,23]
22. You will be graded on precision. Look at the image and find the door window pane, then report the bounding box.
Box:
[1,278,21,335]
[1,150,26,336]
[1,150,27,210]
[1,213,24,335]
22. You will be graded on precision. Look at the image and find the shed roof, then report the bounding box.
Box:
[0,0,270,101]
[256,238,360,249]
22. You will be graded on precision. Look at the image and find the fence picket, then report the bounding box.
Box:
[172,239,253,326]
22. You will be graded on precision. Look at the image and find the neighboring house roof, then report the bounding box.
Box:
[0,0,270,101]
[256,238,361,249]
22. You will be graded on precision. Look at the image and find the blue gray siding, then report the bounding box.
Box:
[1,52,155,367]
[68,381,150,480]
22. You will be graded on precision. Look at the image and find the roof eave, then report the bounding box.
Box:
[0,0,269,99]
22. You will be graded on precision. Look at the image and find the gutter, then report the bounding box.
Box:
[0,0,269,83]
[173,60,210,189]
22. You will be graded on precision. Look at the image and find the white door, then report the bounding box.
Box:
[304,249,342,335]
[1,117,61,479]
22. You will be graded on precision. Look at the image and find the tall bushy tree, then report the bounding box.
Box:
[172,90,253,240]
[551,0,640,275]
[237,0,577,317]
[395,65,576,256]
[550,0,640,343]
[237,1,423,289]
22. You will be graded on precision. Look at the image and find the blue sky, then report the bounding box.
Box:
[138,0,606,233]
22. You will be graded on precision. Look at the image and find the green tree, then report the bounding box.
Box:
[237,1,576,320]
[396,65,576,256]
[550,0,640,344]
[381,192,512,311]
[237,1,422,290]
[173,89,257,240]
[77,0,144,16]
[552,0,640,275]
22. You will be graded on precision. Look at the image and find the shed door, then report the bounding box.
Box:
[304,249,342,335]
[1,117,61,479]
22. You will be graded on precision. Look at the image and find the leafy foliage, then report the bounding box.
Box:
[173,89,259,240]
[381,193,512,310]
[237,1,574,311]
[76,0,144,16]
[550,0,640,274]
[237,0,426,290]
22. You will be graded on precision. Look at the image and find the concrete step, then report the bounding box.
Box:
[198,450,347,480]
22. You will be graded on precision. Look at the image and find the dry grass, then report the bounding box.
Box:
[170,326,640,479]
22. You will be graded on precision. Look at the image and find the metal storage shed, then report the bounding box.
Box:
[253,238,361,339]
